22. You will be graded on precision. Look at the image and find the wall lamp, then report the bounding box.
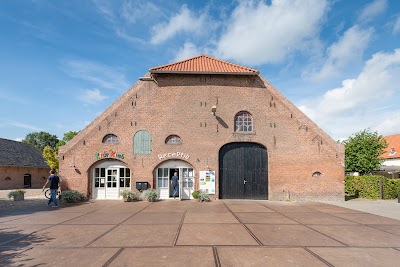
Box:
[211,106,217,116]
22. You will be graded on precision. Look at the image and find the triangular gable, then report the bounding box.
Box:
[149,54,259,75]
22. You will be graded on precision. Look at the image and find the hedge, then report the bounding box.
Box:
[345,175,400,199]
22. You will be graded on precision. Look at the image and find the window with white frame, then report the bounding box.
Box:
[234,111,253,132]
[165,135,182,145]
[102,134,119,143]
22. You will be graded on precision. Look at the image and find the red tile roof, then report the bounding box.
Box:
[382,134,400,159]
[149,54,259,75]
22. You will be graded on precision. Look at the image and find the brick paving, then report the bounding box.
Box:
[1,200,400,266]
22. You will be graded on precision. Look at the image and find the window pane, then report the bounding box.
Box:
[163,178,169,187]
[158,168,162,177]
[120,178,125,187]
[95,178,99,187]
[100,168,105,177]
[163,168,168,177]
[235,111,253,132]
[126,178,130,187]
[120,168,125,177]
[95,168,99,177]
[158,178,163,187]
[126,168,130,177]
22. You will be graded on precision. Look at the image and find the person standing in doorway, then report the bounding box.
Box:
[43,169,61,207]
[171,172,179,199]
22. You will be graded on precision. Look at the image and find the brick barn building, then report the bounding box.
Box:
[0,138,50,190]
[59,55,344,201]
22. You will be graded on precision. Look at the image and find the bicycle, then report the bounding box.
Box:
[43,188,62,200]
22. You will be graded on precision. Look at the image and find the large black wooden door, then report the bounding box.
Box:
[219,142,268,199]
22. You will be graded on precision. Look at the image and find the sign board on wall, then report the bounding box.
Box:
[199,171,216,194]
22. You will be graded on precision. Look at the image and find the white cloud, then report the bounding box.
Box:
[358,0,387,23]
[393,16,400,34]
[173,42,201,62]
[121,0,163,24]
[79,89,108,104]
[150,5,208,44]
[373,112,400,136]
[307,26,373,80]
[215,0,328,65]
[62,59,130,91]
[299,48,400,139]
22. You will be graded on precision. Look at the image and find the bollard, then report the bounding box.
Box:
[398,193,400,204]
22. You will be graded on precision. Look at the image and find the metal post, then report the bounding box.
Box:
[378,180,383,199]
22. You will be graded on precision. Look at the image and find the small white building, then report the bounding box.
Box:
[378,134,400,178]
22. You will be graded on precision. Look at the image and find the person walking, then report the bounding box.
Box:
[43,169,61,207]
[171,172,179,199]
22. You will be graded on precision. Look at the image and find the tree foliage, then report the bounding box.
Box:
[23,131,59,151]
[57,131,79,148]
[43,146,59,171]
[342,129,387,174]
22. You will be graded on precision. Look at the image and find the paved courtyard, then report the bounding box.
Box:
[1,198,400,266]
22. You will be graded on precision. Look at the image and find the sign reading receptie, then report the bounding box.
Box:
[158,152,190,161]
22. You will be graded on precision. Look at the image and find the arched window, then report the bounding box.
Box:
[102,134,119,143]
[234,111,253,132]
[133,130,152,154]
[165,135,182,145]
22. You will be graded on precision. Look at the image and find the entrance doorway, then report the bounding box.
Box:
[219,142,268,199]
[92,161,131,199]
[24,174,31,188]
[155,160,194,200]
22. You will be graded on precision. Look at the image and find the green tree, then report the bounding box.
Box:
[342,129,388,175]
[23,131,59,151]
[57,131,79,148]
[43,146,59,171]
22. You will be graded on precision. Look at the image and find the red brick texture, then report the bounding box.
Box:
[0,166,50,190]
[59,73,344,201]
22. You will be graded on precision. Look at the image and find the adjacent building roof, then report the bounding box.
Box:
[382,134,400,159]
[149,54,259,75]
[0,138,49,168]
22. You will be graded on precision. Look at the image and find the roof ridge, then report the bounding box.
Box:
[149,54,259,74]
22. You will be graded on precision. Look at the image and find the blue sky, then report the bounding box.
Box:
[1,0,399,141]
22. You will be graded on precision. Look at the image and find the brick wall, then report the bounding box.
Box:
[59,73,344,201]
[0,166,50,190]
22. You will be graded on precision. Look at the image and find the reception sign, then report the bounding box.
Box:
[199,171,216,194]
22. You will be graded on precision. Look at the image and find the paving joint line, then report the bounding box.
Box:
[173,204,188,246]
[222,201,264,246]
[212,246,221,267]
[262,204,350,247]
[0,246,33,265]
[101,247,124,267]
[83,202,153,248]
[304,247,334,267]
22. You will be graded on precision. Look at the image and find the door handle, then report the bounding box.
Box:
[244,180,247,185]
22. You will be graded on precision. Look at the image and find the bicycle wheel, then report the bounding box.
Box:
[44,189,51,199]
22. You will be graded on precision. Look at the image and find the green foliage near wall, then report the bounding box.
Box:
[345,175,400,199]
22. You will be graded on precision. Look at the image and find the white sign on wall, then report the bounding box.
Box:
[199,171,216,194]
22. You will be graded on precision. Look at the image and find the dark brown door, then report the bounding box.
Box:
[219,142,268,199]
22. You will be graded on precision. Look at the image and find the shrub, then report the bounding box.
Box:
[345,175,400,199]
[198,191,210,202]
[7,189,26,199]
[60,190,83,203]
[120,189,140,202]
[192,190,201,199]
[141,189,158,202]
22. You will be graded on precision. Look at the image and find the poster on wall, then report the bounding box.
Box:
[199,171,215,194]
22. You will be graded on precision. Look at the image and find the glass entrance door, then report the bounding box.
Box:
[155,160,195,200]
[181,168,194,200]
